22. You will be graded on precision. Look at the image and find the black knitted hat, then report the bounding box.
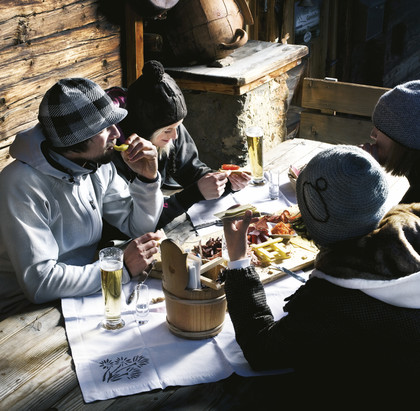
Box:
[126,60,187,139]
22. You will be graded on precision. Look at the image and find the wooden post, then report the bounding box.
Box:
[247,0,258,40]
[282,0,296,44]
[267,0,278,42]
[125,2,144,86]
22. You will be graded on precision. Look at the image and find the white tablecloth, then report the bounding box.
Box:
[62,272,308,403]
[187,171,295,236]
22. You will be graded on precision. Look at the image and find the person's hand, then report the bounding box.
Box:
[223,207,256,261]
[123,230,164,277]
[197,172,229,200]
[227,171,251,191]
[120,134,158,180]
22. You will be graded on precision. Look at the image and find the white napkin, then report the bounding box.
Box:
[187,193,237,228]
[231,172,293,214]
[62,273,306,403]
[187,172,294,236]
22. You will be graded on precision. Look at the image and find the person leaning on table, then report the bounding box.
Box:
[0,78,164,319]
[107,60,251,230]
[223,145,420,392]
[361,80,420,203]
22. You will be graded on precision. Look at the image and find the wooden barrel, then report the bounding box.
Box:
[163,287,227,339]
[165,0,254,64]
[160,239,227,339]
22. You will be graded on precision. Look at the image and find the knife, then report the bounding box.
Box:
[272,265,307,283]
[193,220,223,230]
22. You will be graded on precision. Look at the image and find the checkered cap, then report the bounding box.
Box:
[38,78,127,147]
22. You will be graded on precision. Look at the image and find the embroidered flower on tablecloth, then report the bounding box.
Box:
[99,354,149,383]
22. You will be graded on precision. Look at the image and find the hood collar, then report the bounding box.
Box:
[311,269,420,308]
[10,123,96,183]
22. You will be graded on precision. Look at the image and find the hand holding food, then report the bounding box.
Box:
[228,171,252,191]
[197,172,229,200]
[118,134,158,180]
[218,164,252,191]
[222,207,254,262]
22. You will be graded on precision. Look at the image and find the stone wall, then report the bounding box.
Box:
[183,73,290,170]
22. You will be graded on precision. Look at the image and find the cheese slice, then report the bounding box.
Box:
[214,204,260,220]
[289,236,318,253]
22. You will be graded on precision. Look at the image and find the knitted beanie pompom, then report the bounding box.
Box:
[142,60,165,83]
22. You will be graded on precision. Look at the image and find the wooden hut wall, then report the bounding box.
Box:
[0,0,124,171]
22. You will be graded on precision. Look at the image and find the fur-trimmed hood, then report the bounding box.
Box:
[312,203,420,308]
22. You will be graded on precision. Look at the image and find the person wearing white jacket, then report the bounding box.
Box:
[0,78,164,318]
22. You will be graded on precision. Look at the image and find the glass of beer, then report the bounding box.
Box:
[99,247,125,330]
[246,126,264,185]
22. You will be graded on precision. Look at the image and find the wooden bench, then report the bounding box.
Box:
[298,77,390,145]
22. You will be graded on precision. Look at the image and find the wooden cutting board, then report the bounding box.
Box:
[255,235,318,285]
[153,228,318,286]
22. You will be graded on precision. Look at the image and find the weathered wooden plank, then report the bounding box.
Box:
[299,111,373,145]
[0,0,110,51]
[264,138,326,173]
[0,307,70,401]
[0,0,124,152]
[174,59,301,95]
[0,303,56,344]
[0,146,13,171]
[1,0,92,22]
[2,352,78,411]
[1,32,122,144]
[301,78,389,117]
[0,29,121,84]
[166,41,308,87]
[0,58,120,160]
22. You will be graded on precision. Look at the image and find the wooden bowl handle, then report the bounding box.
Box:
[219,28,248,50]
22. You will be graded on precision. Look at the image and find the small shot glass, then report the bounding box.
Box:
[135,283,150,325]
[268,170,279,200]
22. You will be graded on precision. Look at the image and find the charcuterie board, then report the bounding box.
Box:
[163,228,318,286]
[256,235,318,284]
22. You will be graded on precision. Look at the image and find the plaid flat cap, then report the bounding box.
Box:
[38,78,127,147]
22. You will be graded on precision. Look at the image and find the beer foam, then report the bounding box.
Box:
[101,260,123,271]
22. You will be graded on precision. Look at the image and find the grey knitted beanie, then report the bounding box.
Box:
[38,78,127,147]
[126,60,187,139]
[296,145,389,247]
[372,80,420,149]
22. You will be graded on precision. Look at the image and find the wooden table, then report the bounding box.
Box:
[0,139,408,410]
